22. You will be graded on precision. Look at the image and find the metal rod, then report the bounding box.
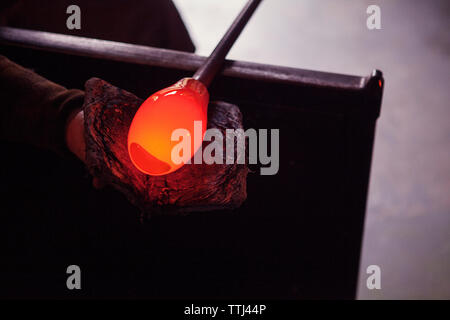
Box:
[193,0,262,87]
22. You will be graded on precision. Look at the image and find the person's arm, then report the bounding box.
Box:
[0,55,85,160]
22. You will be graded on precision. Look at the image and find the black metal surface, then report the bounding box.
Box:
[0,26,365,89]
[0,27,383,299]
[193,0,262,87]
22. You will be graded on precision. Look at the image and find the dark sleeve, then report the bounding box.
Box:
[0,55,85,156]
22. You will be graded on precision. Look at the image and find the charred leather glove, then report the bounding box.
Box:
[82,78,247,217]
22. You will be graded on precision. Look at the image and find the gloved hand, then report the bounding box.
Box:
[68,78,247,218]
[0,55,247,218]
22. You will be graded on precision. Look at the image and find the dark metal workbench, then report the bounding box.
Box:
[0,27,383,299]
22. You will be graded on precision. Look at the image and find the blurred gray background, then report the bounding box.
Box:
[172,0,450,299]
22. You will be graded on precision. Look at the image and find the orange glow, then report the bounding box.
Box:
[128,78,209,176]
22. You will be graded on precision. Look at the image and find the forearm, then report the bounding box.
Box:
[0,55,85,157]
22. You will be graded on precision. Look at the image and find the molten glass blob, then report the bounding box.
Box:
[128,78,209,176]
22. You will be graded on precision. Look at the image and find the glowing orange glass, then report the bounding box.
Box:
[127,78,209,176]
